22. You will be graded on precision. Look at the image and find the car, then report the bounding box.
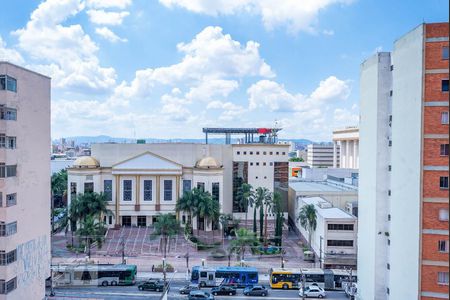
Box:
[211,285,237,296]
[179,284,200,294]
[243,285,268,297]
[188,290,215,299]
[298,285,326,298]
[137,279,165,292]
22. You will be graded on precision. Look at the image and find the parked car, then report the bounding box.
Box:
[298,285,326,298]
[179,284,200,294]
[138,279,165,292]
[211,285,237,296]
[188,290,215,300]
[243,285,268,297]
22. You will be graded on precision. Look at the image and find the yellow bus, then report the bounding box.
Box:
[269,268,302,289]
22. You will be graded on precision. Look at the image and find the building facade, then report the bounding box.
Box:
[332,127,359,169]
[67,143,289,230]
[306,144,337,168]
[358,23,449,300]
[293,197,357,269]
[0,62,51,299]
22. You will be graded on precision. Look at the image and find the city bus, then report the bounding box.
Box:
[191,266,258,287]
[269,268,357,290]
[52,264,137,286]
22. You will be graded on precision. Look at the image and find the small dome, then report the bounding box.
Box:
[73,156,100,168]
[196,156,221,169]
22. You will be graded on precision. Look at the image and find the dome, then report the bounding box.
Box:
[73,156,100,168]
[196,156,221,169]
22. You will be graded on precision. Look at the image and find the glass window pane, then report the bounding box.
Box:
[6,77,16,92]
[104,180,112,201]
[143,180,152,201]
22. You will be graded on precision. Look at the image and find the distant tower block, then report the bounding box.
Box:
[202,127,282,144]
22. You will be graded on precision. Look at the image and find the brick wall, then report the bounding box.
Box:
[422,202,449,230]
[424,73,449,101]
[426,23,450,38]
[423,138,449,165]
[424,107,449,135]
[425,42,449,70]
[421,265,450,295]
[422,233,449,261]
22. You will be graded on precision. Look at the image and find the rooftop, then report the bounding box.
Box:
[290,180,354,192]
[301,197,355,219]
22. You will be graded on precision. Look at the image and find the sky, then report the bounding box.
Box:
[0,0,448,141]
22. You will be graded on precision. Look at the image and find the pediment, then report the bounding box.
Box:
[112,151,182,171]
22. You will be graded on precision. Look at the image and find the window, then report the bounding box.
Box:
[440,144,449,156]
[438,272,449,285]
[282,152,286,155]
[104,180,112,201]
[263,152,266,155]
[0,222,17,237]
[182,180,191,193]
[328,224,354,231]
[439,209,449,221]
[237,151,240,155]
[143,180,152,201]
[270,162,273,166]
[6,194,16,207]
[164,180,172,201]
[0,192,2,207]
[390,65,394,71]
[137,216,146,227]
[121,216,131,227]
[388,214,391,221]
[256,162,259,166]
[0,277,17,294]
[108,215,112,225]
[0,165,16,178]
[388,165,392,171]
[442,80,449,92]
[443,47,449,60]
[388,140,392,147]
[256,151,260,155]
[212,182,220,202]
[389,90,393,96]
[263,162,266,166]
[0,136,17,149]
[438,240,449,252]
[70,182,77,199]
[84,182,94,193]
[243,151,247,155]
[250,162,253,166]
[0,250,17,265]
[327,240,354,247]
[0,75,17,93]
[123,180,132,201]
[197,182,205,192]
[249,151,253,155]
[270,152,273,155]
[387,263,390,270]
[442,112,449,124]
[276,152,279,155]
[0,107,17,121]
[388,190,391,196]
[440,176,449,189]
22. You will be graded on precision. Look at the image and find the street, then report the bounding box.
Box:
[47,281,350,300]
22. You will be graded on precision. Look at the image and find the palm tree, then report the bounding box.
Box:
[236,183,253,229]
[251,187,270,238]
[76,215,106,258]
[176,188,198,228]
[205,196,221,242]
[272,192,284,246]
[229,228,259,261]
[219,213,233,245]
[152,213,180,258]
[51,169,67,207]
[263,193,274,244]
[297,204,317,250]
[193,190,213,233]
[74,192,114,223]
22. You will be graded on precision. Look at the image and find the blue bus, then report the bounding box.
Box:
[191,266,258,287]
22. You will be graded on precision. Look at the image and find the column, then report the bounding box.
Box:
[115,175,120,227]
[136,175,140,205]
[341,141,346,168]
[346,140,351,169]
[354,140,359,169]
[333,141,338,168]
[175,175,180,220]
[156,175,160,211]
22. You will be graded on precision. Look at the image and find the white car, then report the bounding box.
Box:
[298,286,326,298]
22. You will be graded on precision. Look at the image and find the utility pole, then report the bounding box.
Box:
[163,258,167,285]
[280,249,285,268]
[185,252,189,269]
[300,268,306,300]
[319,236,323,269]
[348,267,354,300]
[121,238,125,264]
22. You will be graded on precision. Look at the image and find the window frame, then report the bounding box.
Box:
[123,180,133,201]
[104,180,112,201]
[439,176,449,190]
[163,180,172,201]
[441,111,449,124]
[143,180,152,201]
[443,46,449,60]
[440,144,449,156]
[442,79,449,92]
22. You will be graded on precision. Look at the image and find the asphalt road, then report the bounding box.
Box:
[47,282,350,300]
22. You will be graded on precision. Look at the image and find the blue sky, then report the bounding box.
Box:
[0,0,448,141]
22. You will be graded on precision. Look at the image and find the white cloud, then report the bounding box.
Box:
[0,36,25,65]
[86,0,132,9]
[87,9,130,25]
[333,108,359,125]
[112,26,273,102]
[310,76,350,102]
[95,27,127,42]
[159,0,354,34]
[13,0,117,93]
[185,79,239,102]
[323,29,335,36]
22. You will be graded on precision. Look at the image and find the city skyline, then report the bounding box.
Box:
[0,0,448,140]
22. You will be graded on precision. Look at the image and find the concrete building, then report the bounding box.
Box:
[0,62,51,299]
[67,142,289,230]
[293,197,357,269]
[358,23,449,300]
[306,144,337,168]
[332,127,359,169]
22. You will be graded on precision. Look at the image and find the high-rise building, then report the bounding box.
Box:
[358,23,449,300]
[0,62,51,298]
[306,144,338,168]
[332,127,359,169]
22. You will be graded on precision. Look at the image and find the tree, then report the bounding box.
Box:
[251,187,271,239]
[229,228,259,261]
[297,204,317,250]
[236,183,253,228]
[219,213,233,245]
[176,189,198,228]
[51,169,67,208]
[272,192,285,247]
[263,193,274,244]
[72,192,113,224]
[76,214,106,258]
[289,157,304,162]
[207,196,221,242]
[152,213,180,258]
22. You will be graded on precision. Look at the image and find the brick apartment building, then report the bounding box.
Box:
[358,23,449,300]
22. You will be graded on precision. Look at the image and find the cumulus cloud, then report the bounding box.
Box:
[95,27,127,42]
[310,76,351,101]
[87,9,130,25]
[85,0,132,9]
[13,0,117,93]
[0,36,25,65]
[159,0,353,34]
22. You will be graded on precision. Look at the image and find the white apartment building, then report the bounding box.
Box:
[67,143,289,230]
[306,144,338,168]
[332,127,359,169]
[0,62,51,299]
[293,197,357,268]
[358,23,449,300]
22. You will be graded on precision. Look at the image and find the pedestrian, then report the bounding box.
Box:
[152,264,154,272]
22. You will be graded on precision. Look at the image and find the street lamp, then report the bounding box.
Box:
[162,258,167,285]
[201,258,205,267]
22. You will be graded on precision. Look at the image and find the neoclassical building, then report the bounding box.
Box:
[67,143,289,230]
